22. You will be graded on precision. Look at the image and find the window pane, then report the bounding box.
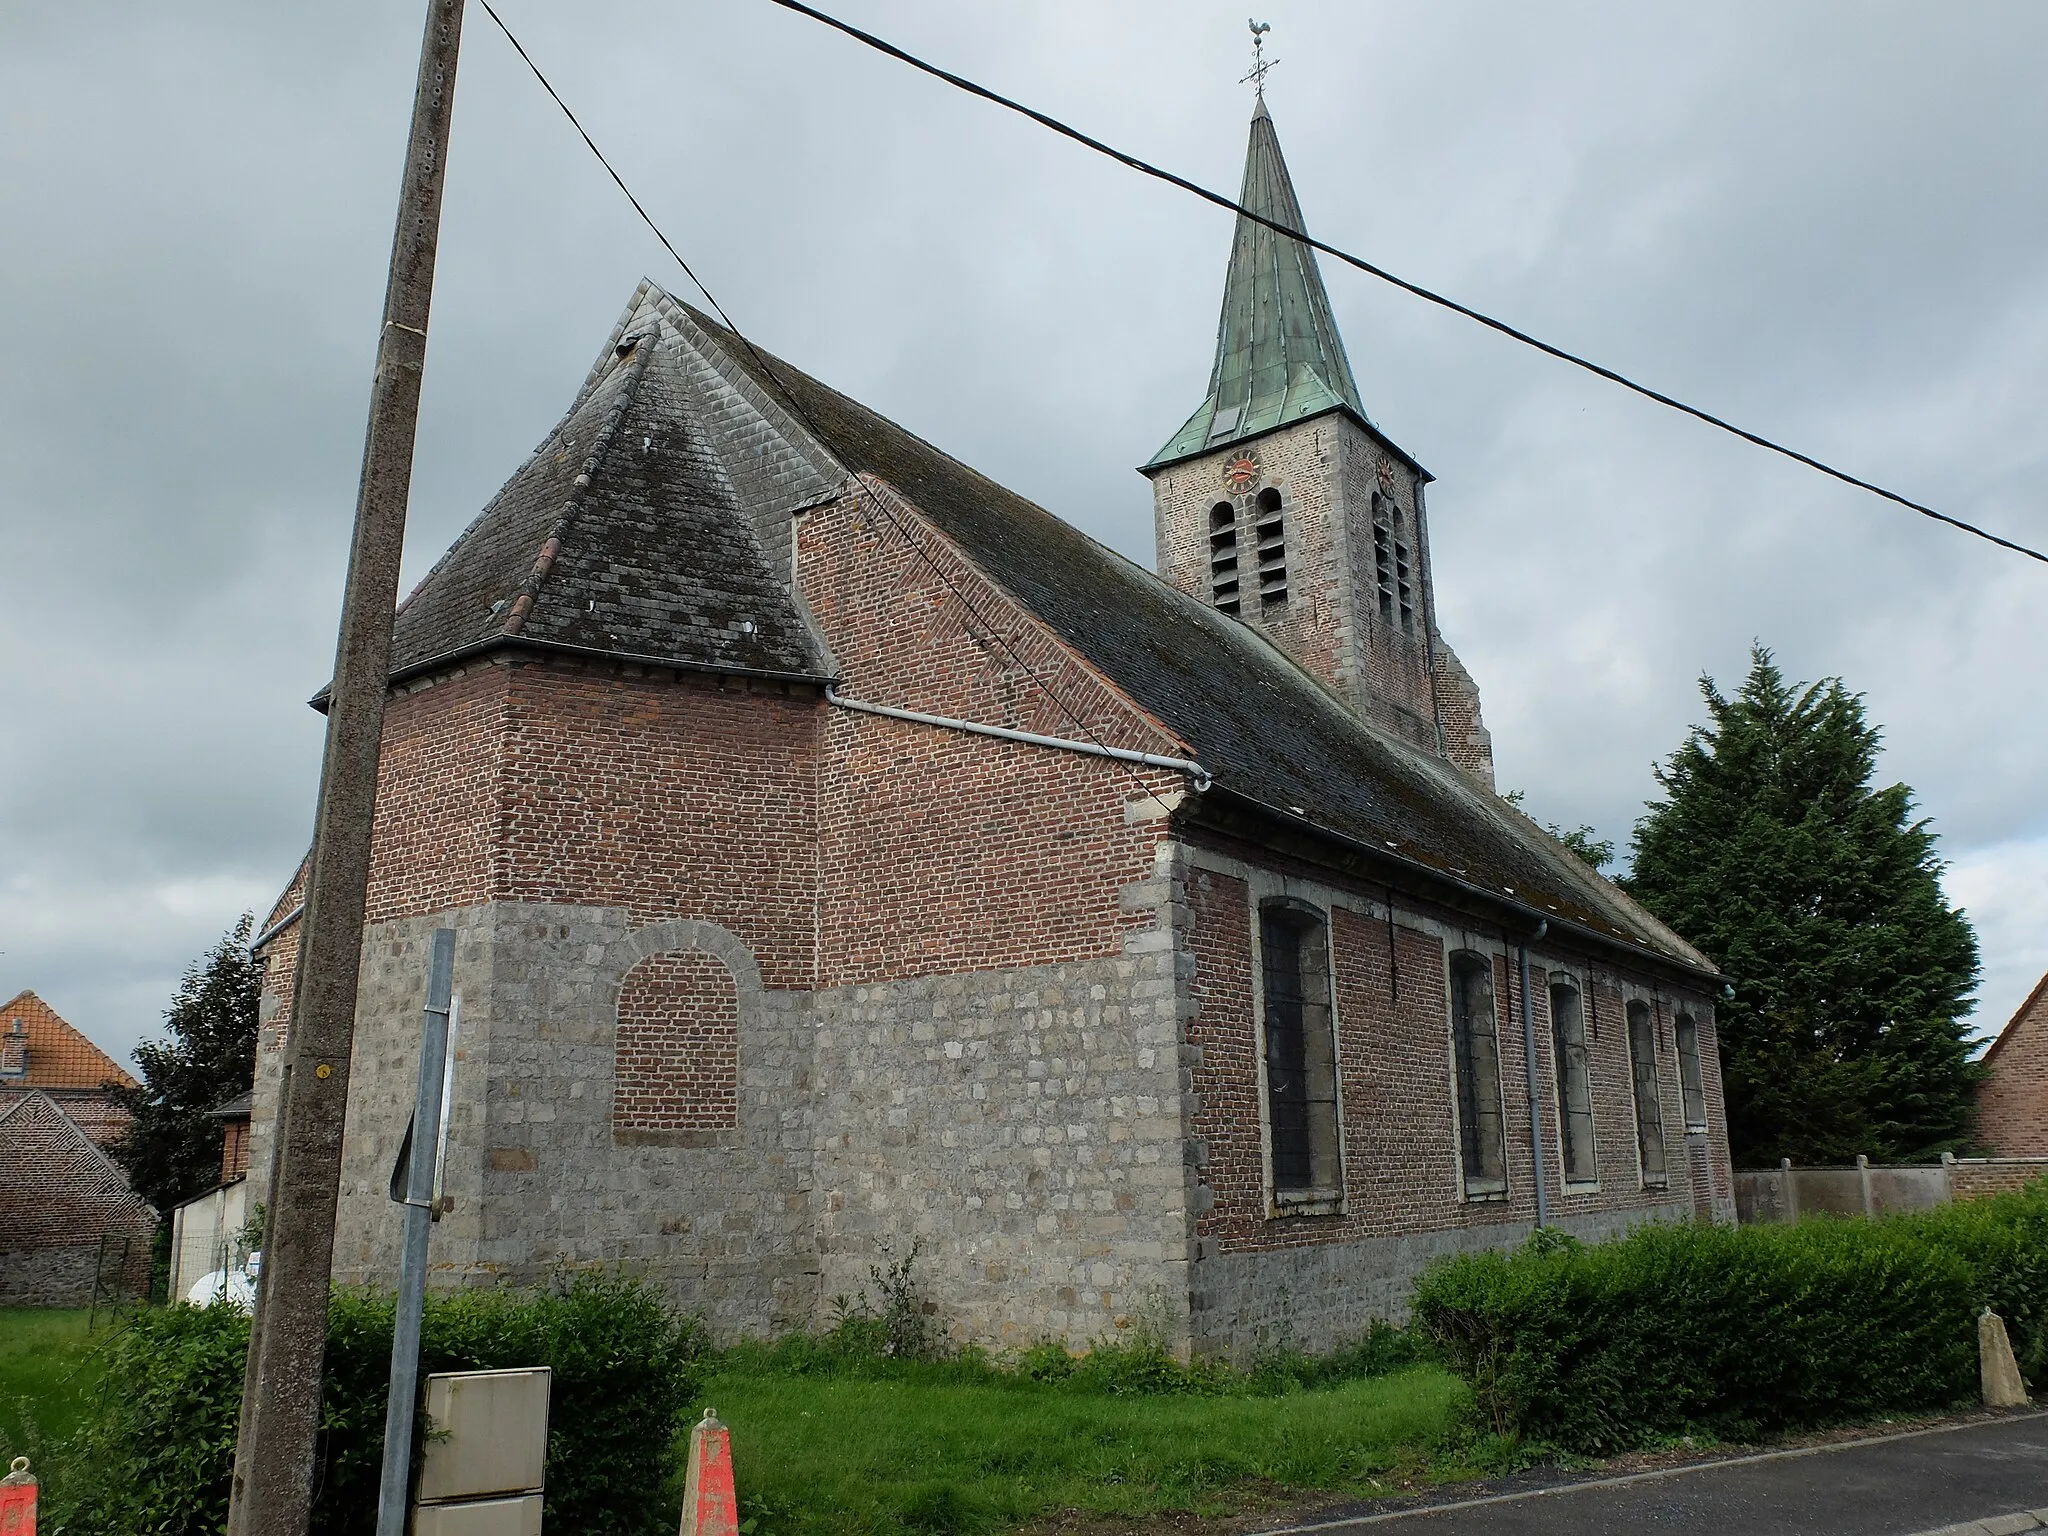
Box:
[1676,1013,1708,1132]
[1262,906,1338,1195]
[1627,1000,1667,1185]
[1450,952,1507,1195]
[1262,913,1311,1190]
[1549,982,1597,1185]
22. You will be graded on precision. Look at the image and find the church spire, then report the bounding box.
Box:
[1146,95,1368,469]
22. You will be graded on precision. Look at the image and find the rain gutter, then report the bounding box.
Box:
[826,690,1212,791]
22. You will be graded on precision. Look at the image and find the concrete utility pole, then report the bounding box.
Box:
[226,3,467,1532]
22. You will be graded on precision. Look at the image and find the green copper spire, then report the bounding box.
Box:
[1147,99,1368,469]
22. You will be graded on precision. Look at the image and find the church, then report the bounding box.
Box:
[249,98,1734,1357]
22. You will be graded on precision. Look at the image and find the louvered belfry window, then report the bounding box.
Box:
[1550,981,1598,1185]
[1627,1000,1668,1186]
[1254,487,1288,611]
[1371,492,1416,634]
[1449,951,1508,1196]
[1209,501,1241,614]
[1261,904,1339,1196]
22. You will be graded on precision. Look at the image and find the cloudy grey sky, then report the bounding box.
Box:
[3,0,2043,1069]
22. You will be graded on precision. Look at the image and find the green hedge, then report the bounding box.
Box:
[1411,1180,2048,1454]
[53,1272,704,1536]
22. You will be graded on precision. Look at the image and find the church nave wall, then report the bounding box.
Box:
[328,903,821,1342]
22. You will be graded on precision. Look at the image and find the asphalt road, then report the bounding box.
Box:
[1273,1413,2048,1535]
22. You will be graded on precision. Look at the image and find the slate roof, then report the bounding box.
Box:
[386,326,830,687]
[1147,100,1377,471]
[655,295,1712,976]
[382,274,1707,977]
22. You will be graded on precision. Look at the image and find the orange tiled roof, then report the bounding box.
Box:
[0,990,135,1092]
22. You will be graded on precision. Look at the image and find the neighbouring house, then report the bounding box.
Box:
[0,989,135,1149]
[166,1088,260,1302]
[215,1089,253,1183]
[251,98,1735,1357]
[1977,971,2048,1156]
[0,992,151,1305]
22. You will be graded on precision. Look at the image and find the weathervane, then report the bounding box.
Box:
[1241,19,1277,96]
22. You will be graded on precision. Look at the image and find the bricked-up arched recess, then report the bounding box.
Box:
[595,919,763,1147]
[614,950,739,1137]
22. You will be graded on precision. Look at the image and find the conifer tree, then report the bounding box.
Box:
[1624,646,1979,1164]
[109,915,262,1213]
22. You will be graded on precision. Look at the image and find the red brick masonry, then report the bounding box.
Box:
[1978,972,2048,1156]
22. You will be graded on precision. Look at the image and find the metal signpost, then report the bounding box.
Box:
[376,929,458,1536]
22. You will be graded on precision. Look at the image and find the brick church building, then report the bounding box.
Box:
[251,100,1733,1355]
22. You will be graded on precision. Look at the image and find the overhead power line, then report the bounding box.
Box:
[762,0,2047,569]
[474,0,1183,802]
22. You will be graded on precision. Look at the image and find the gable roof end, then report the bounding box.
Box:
[0,990,135,1091]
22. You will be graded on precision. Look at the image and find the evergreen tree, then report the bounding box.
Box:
[110,916,263,1213]
[1624,647,1979,1164]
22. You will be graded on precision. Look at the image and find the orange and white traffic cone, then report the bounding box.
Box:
[0,1456,36,1536]
[679,1408,737,1536]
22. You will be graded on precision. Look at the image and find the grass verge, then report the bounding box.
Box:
[705,1358,1471,1535]
[1,1299,1475,1536]
[0,1308,109,1461]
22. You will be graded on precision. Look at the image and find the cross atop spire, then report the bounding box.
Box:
[1241,19,1277,97]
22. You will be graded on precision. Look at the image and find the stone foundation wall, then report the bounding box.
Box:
[811,856,1196,1353]
[331,903,818,1341]
[1190,1201,1683,1359]
[0,1243,101,1307]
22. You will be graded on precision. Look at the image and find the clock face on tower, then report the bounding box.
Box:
[1220,449,1261,494]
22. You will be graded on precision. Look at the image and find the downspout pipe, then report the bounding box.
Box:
[1520,920,1550,1229]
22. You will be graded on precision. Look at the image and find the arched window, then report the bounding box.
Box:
[1260,903,1339,1197]
[1449,951,1507,1196]
[1208,501,1240,615]
[1626,999,1668,1186]
[1550,980,1597,1185]
[1675,1012,1708,1133]
[1254,487,1288,611]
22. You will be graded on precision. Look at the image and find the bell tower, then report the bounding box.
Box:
[1141,87,1494,788]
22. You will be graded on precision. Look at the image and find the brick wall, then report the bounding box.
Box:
[490,661,821,987]
[614,949,740,1138]
[0,1093,153,1305]
[1978,977,2048,1155]
[365,664,506,924]
[801,481,1184,987]
[1952,1158,2048,1200]
[221,1116,251,1182]
[1180,841,1729,1270]
[246,855,307,1210]
[1431,645,1496,791]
